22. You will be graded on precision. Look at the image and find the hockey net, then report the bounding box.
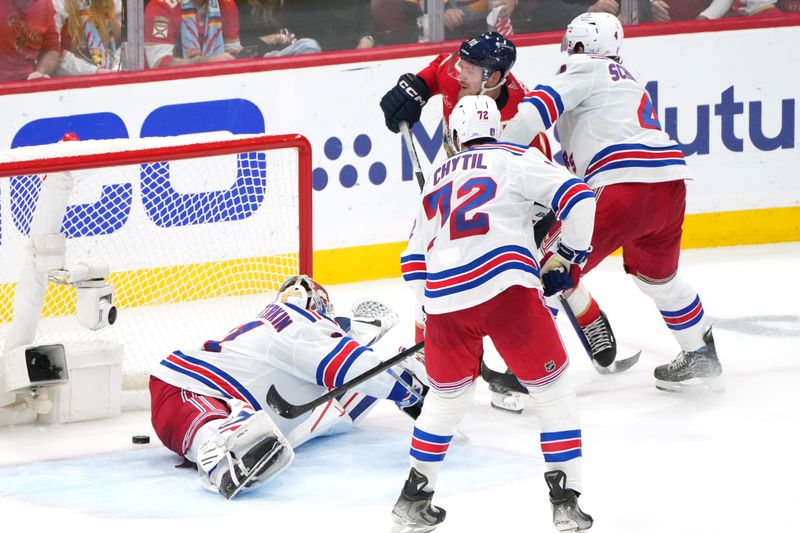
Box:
[0,133,312,391]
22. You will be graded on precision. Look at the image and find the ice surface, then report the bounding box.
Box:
[1,243,798,533]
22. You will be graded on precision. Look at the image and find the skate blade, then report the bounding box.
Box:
[490,402,523,414]
[490,391,525,414]
[389,519,439,533]
[593,351,641,375]
[655,377,725,393]
[553,518,592,532]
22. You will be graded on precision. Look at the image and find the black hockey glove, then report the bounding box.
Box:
[380,73,431,133]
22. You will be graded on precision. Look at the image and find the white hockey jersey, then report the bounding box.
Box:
[400,142,596,315]
[501,53,690,188]
[151,302,411,437]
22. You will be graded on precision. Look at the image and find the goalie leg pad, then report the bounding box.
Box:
[196,405,295,499]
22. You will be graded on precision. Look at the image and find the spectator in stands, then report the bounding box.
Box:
[276,0,375,51]
[647,0,731,20]
[0,0,60,81]
[647,0,789,20]
[513,0,620,33]
[236,0,321,57]
[52,0,122,75]
[728,0,785,16]
[144,0,242,68]
[442,0,492,39]
[371,0,422,45]
[778,0,800,13]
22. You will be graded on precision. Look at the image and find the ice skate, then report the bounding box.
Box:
[390,468,446,533]
[581,310,616,368]
[544,470,593,532]
[654,328,723,392]
[489,368,525,414]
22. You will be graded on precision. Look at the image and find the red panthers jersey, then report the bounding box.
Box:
[416,52,552,160]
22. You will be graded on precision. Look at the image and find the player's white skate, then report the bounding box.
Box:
[654,328,723,393]
[544,470,593,532]
[488,368,525,414]
[197,404,295,499]
[390,468,446,533]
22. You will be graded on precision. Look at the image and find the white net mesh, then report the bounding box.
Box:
[0,134,311,389]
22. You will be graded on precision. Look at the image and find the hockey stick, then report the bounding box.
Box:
[558,295,641,375]
[266,342,424,419]
[399,121,425,191]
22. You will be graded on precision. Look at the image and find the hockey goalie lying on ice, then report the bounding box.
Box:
[149,275,426,499]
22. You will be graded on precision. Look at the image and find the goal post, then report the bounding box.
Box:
[0,133,312,400]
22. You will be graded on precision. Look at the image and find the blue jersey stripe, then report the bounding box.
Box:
[585,158,686,181]
[425,261,539,299]
[535,84,565,115]
[558,190,596,220]
[413,427,453,444]
[541,429,582,442]
[660,295,701,317]
[426,245,535,280]
[543,449,583,462]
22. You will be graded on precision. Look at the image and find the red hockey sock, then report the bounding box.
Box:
[576,297,600,327]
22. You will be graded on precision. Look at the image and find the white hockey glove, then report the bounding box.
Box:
[540,242,590,297]
[346,298,399,347]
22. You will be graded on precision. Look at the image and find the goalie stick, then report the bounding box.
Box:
[266,342,424,419]
[400,121,425,192]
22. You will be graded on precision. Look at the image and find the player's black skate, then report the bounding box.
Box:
[217,435,287,500]
[544,470,593,532]
[390,468,446,533]
[489,368,525,414]
[654,328,723,393]
[581,310,617,368]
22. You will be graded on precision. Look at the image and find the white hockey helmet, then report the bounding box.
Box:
[449,95,501,149]
[276,275,333,315]
[561,12,624,58]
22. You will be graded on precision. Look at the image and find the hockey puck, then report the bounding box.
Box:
[132,435,150,444]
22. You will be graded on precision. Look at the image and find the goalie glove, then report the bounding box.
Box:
[346,298,399,347]
[540,242,590,297]
[380,73,431,133]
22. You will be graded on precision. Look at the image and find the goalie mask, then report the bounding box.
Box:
[561,12,623,59]
[277,275,333,316]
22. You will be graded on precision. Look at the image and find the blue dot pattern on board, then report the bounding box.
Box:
[339,165,358,188]
[324,137,343,160]
[312,168,329,191]
[368,162,387,185]
[354,134,371,157]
